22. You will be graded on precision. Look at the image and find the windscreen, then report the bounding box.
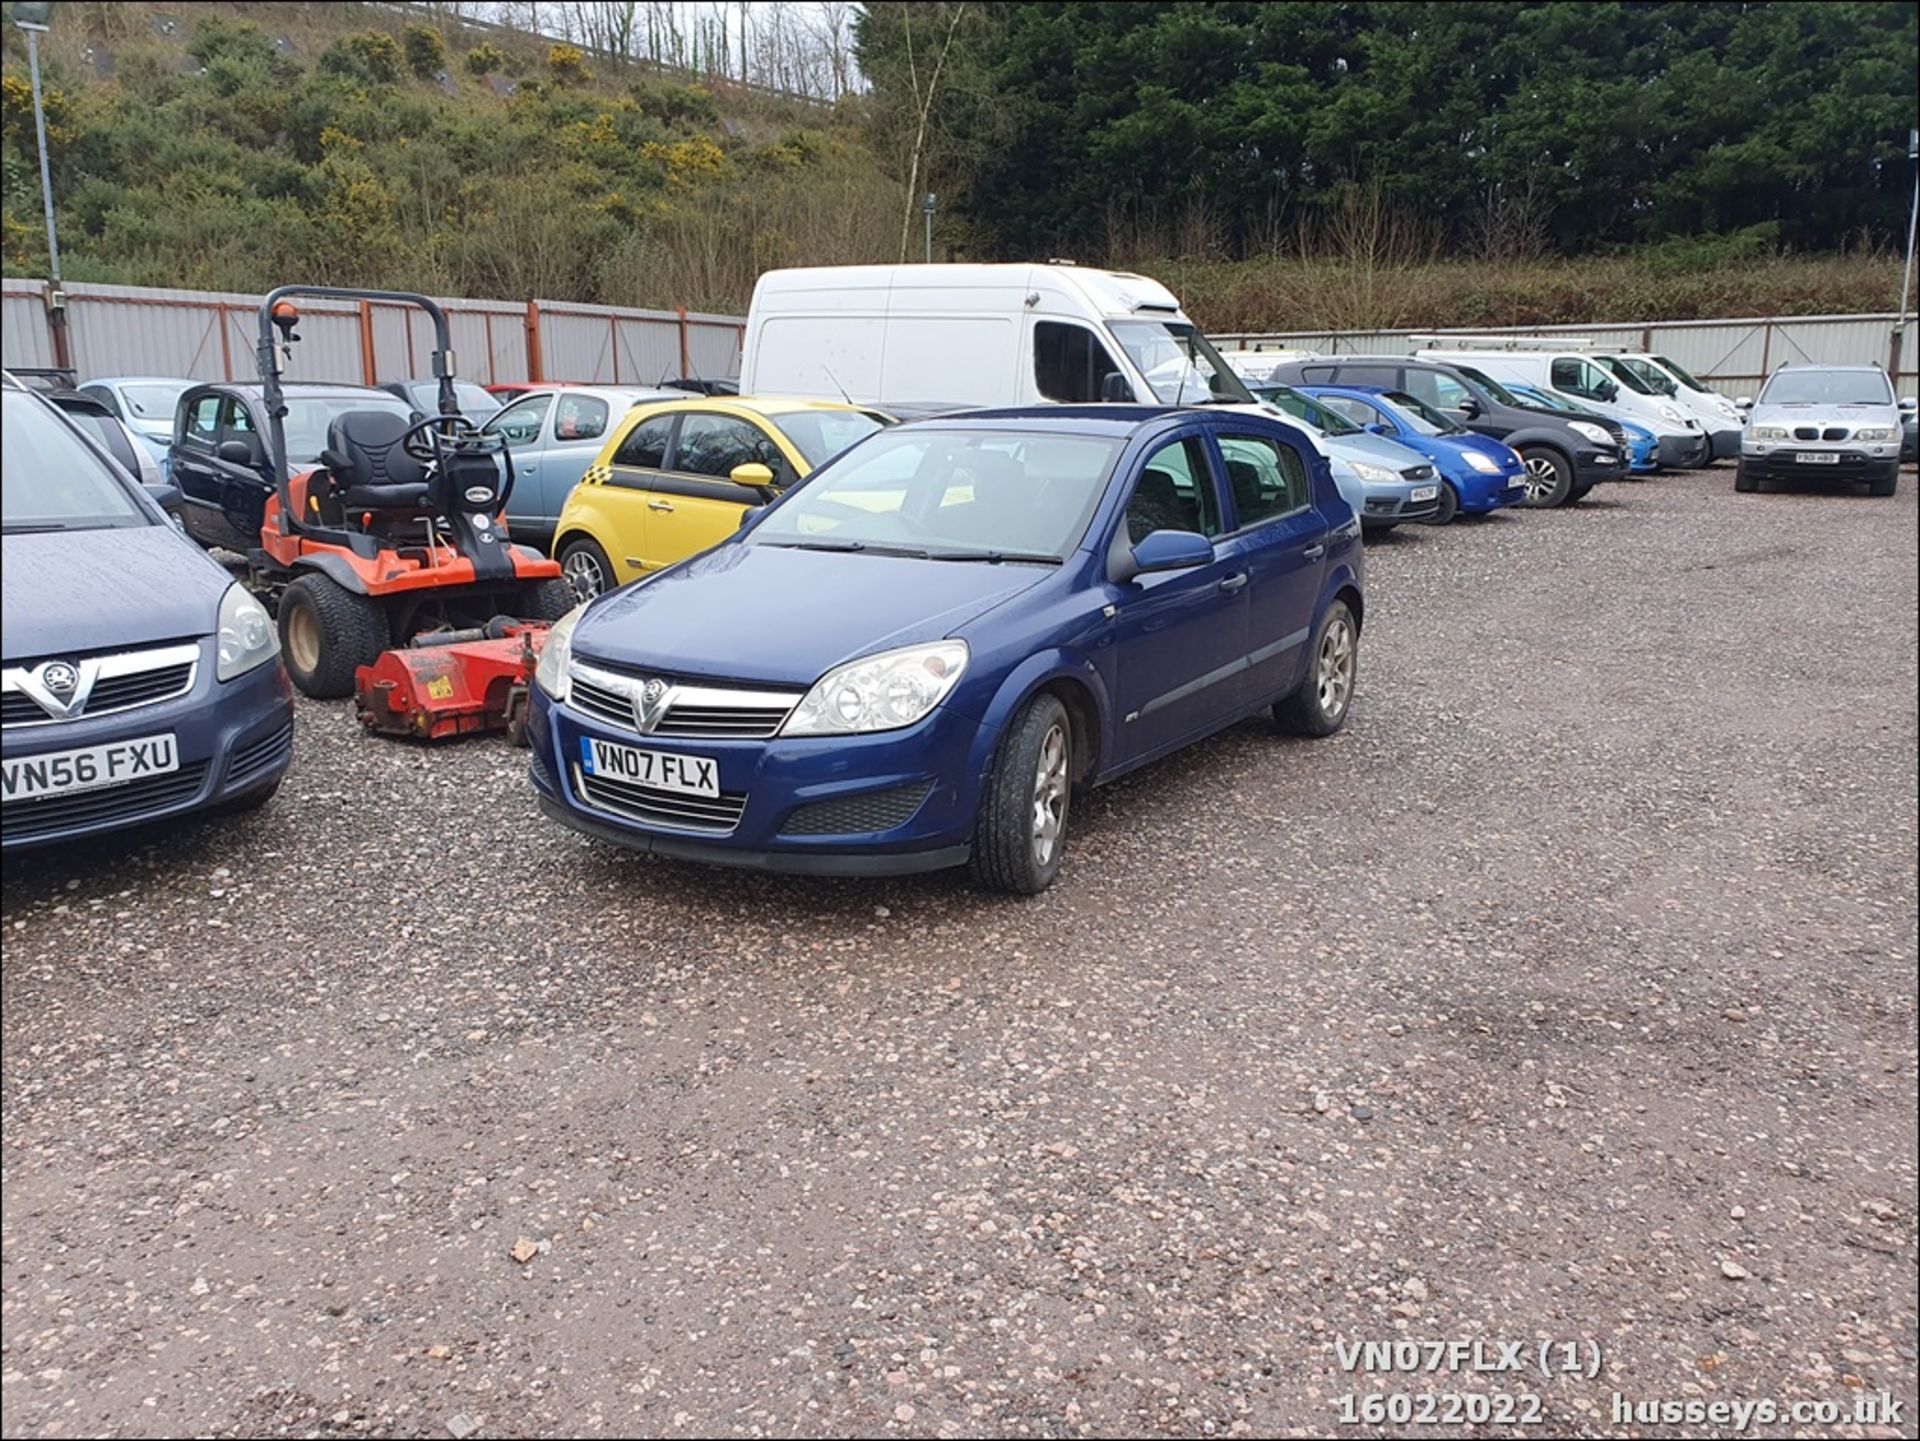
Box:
[747,427,1120,562]
[1508,384,1603,419]
[1606,357,1671,395]
[1256,385,1360,435]
[1652,354,1710,392]
[283,395,415,463]
[1759,370,1894,406]
[117,382,191,435]
[1449,364,1524,407]
[3,391,149,532]
[775,409,891,469]
[1107,321,1256,405]
[1379,391,1463,435]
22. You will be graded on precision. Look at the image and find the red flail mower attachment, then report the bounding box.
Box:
[354,619,548,743]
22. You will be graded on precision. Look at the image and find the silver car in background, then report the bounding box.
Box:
[1737,365,1905,497]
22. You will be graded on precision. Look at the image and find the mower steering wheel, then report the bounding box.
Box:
[398,413,481,464]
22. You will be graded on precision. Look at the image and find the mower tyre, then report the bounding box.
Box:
[279,573,389,699]
[521,577,580,622]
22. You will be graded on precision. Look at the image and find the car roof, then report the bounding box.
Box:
[1771,363,1883,373]
[920,405,1255,437]
[84,375,198,386]
[204,382,399,398]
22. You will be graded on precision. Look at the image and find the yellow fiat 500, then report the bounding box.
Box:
[552,397,892,598]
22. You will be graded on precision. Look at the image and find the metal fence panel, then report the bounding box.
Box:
[1210,312,1920,397]
[2,280,54,370]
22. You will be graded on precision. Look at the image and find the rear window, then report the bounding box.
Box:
[2,391,149,532]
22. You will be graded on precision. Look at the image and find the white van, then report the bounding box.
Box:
[741,263,1255,410]
[1416,342,1709,469]
[1590,352,1743,459]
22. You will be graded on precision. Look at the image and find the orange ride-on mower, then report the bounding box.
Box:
[248,287,575,712]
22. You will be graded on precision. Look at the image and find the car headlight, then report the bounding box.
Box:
[216,583,279,682]
[1853,426,1895,442]
[1656,403,1684,423]
[1346,459,1398,484]
[782,640,968,736]
[1462,450,1502,473]
[1567,421,1612,444]
[534,602,588,702]
[1747,424,1788,441]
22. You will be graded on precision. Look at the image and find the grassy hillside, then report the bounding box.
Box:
[2,2,1910,327]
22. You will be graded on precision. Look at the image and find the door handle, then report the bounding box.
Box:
[647,499,675,513]
[1303,543,1326,561]
[1219,572,1248,594]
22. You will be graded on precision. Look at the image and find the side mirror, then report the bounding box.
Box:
[1898,397,1917,414]
[217,439,257,465]
[1457,397,1481,418]
[145,482,183,517]
[1734,396,1753,410]
[729,462,776,489]
[1364,422,1390,435]
[1599,382,1619,402]
[1128,529,1214,577]
[1100,371,1136,403]
[737,505,762,531]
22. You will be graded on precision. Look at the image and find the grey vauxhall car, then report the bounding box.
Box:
[1737,364,1907,496]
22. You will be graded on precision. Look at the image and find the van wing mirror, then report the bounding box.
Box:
[1100,372,1136,403]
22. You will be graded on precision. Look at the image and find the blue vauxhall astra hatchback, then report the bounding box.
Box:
[528,406,1366,893]
[2,376,293,850]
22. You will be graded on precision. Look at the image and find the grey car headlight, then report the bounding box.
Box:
[216,583,279,682]
[534,603,588,702]
[1748,424,1788,440]
[783,641,969,736]
[1346,459,1399,485]
[1853,426,1896,442]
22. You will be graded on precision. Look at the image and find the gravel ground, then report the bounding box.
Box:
[3,466,1915,1440]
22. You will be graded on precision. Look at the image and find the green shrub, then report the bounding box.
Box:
[320,31,405,86]
[628,79,718,129]
[403,25,448,81]
[464,41,508,77]
[188,17,275,69]
[546,43,592,87]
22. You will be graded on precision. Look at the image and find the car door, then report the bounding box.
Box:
[589,409,679,574]
[1211,431,1329,704]
[213,396,275,541]
[536,392,616,529]
[1105,431,1252,764]
[648,412,782,565]
[169,388,230,547]
[482,393,556,539]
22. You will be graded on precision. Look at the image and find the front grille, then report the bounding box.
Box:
[226,722,292,789]
[568,663,799,741]
[1793,425,1819,441]
[1603,421,1628,446]
[1822,426,1848,442]
[781,782,932,837]
[573,763,747,834]
[87,662,195,715]
[2,643,199,729]
[1400,464,1435,481]
[2,760,211,843]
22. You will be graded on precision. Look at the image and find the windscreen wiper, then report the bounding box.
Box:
[924,549,1062,565]
[2,522,73,533]
[767,539,931,559]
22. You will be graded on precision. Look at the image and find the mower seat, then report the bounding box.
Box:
[322,411,432,511]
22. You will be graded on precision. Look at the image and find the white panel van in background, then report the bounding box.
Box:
[741,263,1257,411]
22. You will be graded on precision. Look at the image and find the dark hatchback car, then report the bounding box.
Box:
[2,378,293,850]
[379,377,504,424]
[1269,356,1628,507]
[528,406,1365,894]
[168,381,415,552]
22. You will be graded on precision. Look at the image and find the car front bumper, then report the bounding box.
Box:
[1357,480,1442,527]
[528,687,992,875]
[1739,449,1900,485]
[1656,433,1711,469]
[1571,448,1629,486]
[2,650,293,850]
[1706,426,1743,461]
[1443,463,1529,514]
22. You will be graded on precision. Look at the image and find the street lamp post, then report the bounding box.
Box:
[13,1,68,369]
[922,192,937,265]
[1895,127,1918,393]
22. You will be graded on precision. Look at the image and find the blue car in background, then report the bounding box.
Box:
[1505,383,1657,473]
[1248,384,1442,531]
[78,375,197,481]
[529,406,1365,894]
[1301,385,1528,523]
[2,376,293,850]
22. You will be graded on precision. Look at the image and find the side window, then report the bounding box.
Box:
[218,398,255,439]
[1550,358,1606,399]
[182,394,222,449]
[613,414,673,469]
[1404,368,1470,410]
[486,394,552,448]
[79,384,117,416]
[1218,435,1307,528]
[1299,366,1336,384]
[1034,321,1127,404]
[1125,436,1220,544]
[1334,365,1400,389]
[554,394,610,443]
[673,414,780,479]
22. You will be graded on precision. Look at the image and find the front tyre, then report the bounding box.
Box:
[558,536,616,602]
[970,692,1071,896]
[1733,465,1760,493]
[1275,599,1358,737]
[1517,448,1573,507]
[279,573,389,699]
[1428,482,1459,525]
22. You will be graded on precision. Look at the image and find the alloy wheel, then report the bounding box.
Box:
[1030,722,1068,868]
[1317,616,1355,719]
[1523,456,1558,502]
[563,550,606,601]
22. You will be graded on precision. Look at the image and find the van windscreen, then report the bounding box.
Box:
[1107,322,1255,406]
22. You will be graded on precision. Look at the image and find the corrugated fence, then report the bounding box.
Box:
[0,279,745,387]
[1209,313,1920,399]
